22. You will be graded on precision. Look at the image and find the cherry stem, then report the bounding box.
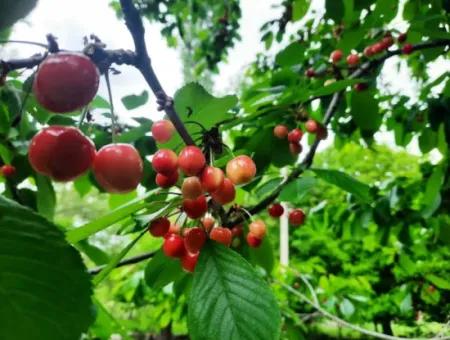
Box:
[0,40,49,49]
[78,107,89,128]
[104,71,118,143]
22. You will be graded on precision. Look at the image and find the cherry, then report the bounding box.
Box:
[330,49,343,64]
[305,68,316,78]
[289,209,306,226]
[246,233,262,248]
[181,176,204,199]
[165,224,181,237]
[210,227,232,246]
[148,217,170,237]
[316,125,328,140]
[402,43,414,55]
[354,83,368,92]
[181,252,199,273]
[249,220,266,238]
[364,46,375,57]
[288,128,303,144]
[178,146,206,176]
[274,125,289,139]
[398,33,407,43]
[1,165,16,177]
[226,155,256,185]
[231,225,243,238]
[33,52,99,113]
[289,143,302,155]
[29,126,96,182]
[151,119,175,143]
[381,36,394,49]
[305,119,320,134]
[155,170,179,188]
[183,195,208,219]
[163,234,186,258]
[93,144,143,193]
[184,227,207,253]
[201,217,215,232]
[346,54,360,66]
[268,203,284,217]
[152,149,178,175]
[211,178,236,205]
[200,166,224,193]
[372,42,385,54]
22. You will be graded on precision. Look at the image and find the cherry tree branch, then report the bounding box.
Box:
[225,38,450,226]
[119,0,195,145]
[88,250,156,275]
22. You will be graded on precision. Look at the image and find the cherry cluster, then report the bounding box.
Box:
[273,118,327,155]
[267,203,306,227]
[26,52,144,193]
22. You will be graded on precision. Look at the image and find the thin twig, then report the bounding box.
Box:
[88,251,156,275]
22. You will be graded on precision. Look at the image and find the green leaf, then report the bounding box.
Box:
[0,195,93,340]
[0,0,38,30]
[121,90,149,110]
[339,298,355,317]
[66,191,154,243]
[422,165,444,217]
[249,237,275,274]
[425,274,450,290]
[73,174,92,198]
[350,90,381,132]
[76,240,110,266]
[373,0,399,23]
[275,42,305,67]
[292,0,310,21]
[312,168,371,203]
[35,174,56,220]
[117,117,153,144]
[418,129,437,153]
[311,79,363,97]
[279,177,316,203]
[145,250,183,289]
[165,83,237,150]
[188,242,281,340]
[325,0,344,22]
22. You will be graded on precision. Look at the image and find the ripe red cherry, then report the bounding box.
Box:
[226,155,256,185]
[93,144,143,193]
[151,119,175,143]
[381,36,394,49]
[316,125,328,140]
[148,217,170,237]
[29,126,96,182]
[200,166,224,193]
[163,234,186,258]
[305,119,320,133]
[289,209,306,226]
[354,83,368,92]
[1,165,16,177]
[398,33,407,43]
[289,143,302,155]
[165,224,181,237]
[211,178,236,205]
[231,225,243,237]
[155,170,179,188]
[201,217,215,232]
[364,46,375,57]
[181,252,199,273]
[402,43,414,55]
[372,42,385,54]
[273,125,289,139]
[184,227,207,253]
[33,52,99,113]
[183,195,208,219]
[210,227,232,246]
[268,203,284,217]
[247,233,262,248]
[182,176,204,199]
[249,220,266,239]
[152,149,178,175]
[330,49,343,64]
[288,128,303,144]
[305,68,316,78]
[346,54,360,66]
[178,146,206,176]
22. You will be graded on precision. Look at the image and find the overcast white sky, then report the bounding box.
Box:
[3,0,448,159]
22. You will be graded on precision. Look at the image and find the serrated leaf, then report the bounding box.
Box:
[279,177,316,203]
[275,42,305,67]
[350,90,381,132]
[145,250,183,289]
[121,90,149,110]
[426,274,450,290]
[188,242,281,340]
[35,174,56,220]
[312,168,371,203]
[0,195,93,340]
